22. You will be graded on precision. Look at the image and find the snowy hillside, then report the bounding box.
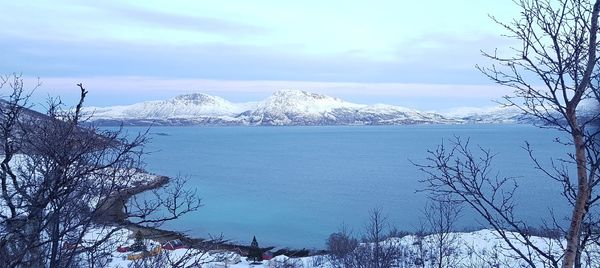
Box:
[105,229,599,267]
[87,90,532,126]
[443,106,531,124]
[87,93,257,126]
[245,90,457,125]
[246,90,363,125]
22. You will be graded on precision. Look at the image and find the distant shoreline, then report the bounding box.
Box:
[93,122,522,128]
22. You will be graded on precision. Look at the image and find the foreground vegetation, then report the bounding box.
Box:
[0,75,205,267]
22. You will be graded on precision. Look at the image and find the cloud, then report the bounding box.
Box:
[0,1,267,44]
[35,76,508,97]
[391,32,517,67]
[1,35,497,86]
[93,3,268,37]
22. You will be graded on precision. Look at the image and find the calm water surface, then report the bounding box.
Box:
[124,125,570,249]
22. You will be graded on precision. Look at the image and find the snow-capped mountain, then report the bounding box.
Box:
[244,90,349,125]
[90,93,249,118]
[87,93,257,126]
[87,90,530,126]
[245,90,357,125]
[443,106,532,124]
[244,90,456,125]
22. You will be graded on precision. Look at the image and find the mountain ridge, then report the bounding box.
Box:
[86,90,526,126]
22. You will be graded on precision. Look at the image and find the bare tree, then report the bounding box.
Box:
[417,0,600,267]
[327,209,403,268]
[360,208,399,268]
[418,137,568,267]
[411,223,428,268]
[422,197,462,268]
[478,0,600,266]
[0,74,202,267]
[326,224,359,268]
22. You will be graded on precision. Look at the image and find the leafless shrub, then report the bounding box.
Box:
[422,197,462,268]
[327,208,403,268]
[0,75,206,267]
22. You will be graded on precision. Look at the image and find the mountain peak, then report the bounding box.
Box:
[271,90,336,101]
[173,93,222,103]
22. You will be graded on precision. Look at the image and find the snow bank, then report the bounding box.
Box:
[101,229,599,267]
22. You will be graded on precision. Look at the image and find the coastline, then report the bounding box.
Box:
[96,175,171,224]
[95,174,288,256]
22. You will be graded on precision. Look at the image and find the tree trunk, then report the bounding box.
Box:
[562,1,600,265]
[49,212,60,268]
[28,210,45,268]
[562,124,590,268]
[437,243,443,268]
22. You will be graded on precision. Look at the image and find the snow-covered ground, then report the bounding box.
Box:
[103,229,600,267]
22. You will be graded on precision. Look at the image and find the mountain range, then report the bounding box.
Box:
[86,90,529,126]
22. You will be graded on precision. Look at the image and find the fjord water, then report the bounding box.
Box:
[130,124,569,249]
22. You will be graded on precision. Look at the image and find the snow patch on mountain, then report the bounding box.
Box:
[243,90,460,125]
[89,93,251,119]
[257,89,362,115]
[443,106,527,123]
[247,90,361,125]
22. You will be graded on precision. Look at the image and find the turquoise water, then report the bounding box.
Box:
[125,125,570,249]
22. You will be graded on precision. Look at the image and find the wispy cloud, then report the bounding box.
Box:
[0,1,267,44]
[90,2,268,37]
[1,35,498,85]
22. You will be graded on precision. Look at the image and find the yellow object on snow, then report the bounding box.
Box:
[127,246,162,260]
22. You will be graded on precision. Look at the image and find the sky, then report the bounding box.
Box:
[0,0,521,111]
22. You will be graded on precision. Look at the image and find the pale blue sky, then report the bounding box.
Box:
[1,0,519,110]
